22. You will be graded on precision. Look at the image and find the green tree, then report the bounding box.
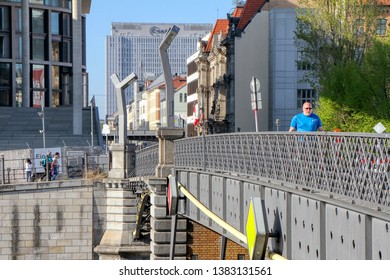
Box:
[296,0,381,82]
[295,0,390,132]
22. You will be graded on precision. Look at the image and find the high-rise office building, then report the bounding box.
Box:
[105,22,212,118]
[0,0,91,135]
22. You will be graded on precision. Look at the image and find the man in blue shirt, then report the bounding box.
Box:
[289,102,323,132]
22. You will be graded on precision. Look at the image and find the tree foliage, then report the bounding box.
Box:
[296,0,381,81]
[295,0,390,132]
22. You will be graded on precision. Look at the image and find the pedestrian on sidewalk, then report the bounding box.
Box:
[51,152,60,180]
[25,158,32,182]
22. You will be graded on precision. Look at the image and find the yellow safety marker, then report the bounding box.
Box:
[171,175,247,244]
[246,197,268,260]
[168,175,287,260]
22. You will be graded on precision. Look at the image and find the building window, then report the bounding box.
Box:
[15,64,22,107]
[52,66,60,90]
[15,35,22,59]
[0,6,10,59]
[32,64,45,107]
[190,255,198,260]
[297,89,317,108]
[376,18,387,36]
[180,92,183,102]
[354,19,365,36]
[16,7,22,32]
[0,63,11,106]
[62,70,70,105]
[0,6,10,31]
[62,39,71,62]
[0,34,10,58]
[51,11,60,35]
[52,40,60,61]
[31,0,44,4]
[32,9,45,34]
[297,51,312,71]
[62,13,71,37]
[237,254,246,260]
[32,37,45,60]
[31,9,46,61]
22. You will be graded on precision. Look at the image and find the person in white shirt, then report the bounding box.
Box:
[25,158,33,182]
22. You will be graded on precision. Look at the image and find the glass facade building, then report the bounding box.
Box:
[105,22,212,118]
[0,0,90,109]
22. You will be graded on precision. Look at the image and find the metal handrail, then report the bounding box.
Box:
[174,132,390,209]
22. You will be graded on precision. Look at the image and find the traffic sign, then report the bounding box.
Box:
[250,77,261,93]
[246,197,268,260]
[102,124,110,135]
[167,175,178,216]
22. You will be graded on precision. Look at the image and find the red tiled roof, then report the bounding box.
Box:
[205,19,229,52]
[232,6,244,18]
[173,76,186,91]
[237,0,268,30]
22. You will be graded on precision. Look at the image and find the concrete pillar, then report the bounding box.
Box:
[94,181,150,260]
[22,0,30,107]
[94,143,147,259]
[149,127,186,259]
[155,127,185,178]
[148,178,187,260]
[72,0,83,134]
[108,143,136,179]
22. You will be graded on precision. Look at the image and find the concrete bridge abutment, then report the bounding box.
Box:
[95,127,186,260]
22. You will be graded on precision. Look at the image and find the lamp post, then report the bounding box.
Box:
[250,77,262,132]
[110,72,138,144]
[38,93,46,148]
[275,119,280,131]
[159,25,180,128]
[90,95,95,146]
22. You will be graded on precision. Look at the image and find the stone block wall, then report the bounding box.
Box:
[0,180,98,260]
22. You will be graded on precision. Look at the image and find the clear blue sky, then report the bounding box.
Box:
[86,0,235,118]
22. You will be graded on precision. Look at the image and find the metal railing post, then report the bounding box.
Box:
[7,168,11,184]
[46,155,49,181]
[84,153,88,179]
[1,155,4,184]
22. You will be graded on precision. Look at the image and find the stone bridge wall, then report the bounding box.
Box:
[0,180,107,260]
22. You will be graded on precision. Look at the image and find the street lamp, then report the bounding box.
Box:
[90,95,95,146]
[275,119,280,131]
[110,72,138,144]
[159,25,180,128]
[250,77,262,132]
[38,94,46,148]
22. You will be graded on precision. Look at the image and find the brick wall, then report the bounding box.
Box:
[187,220,249,260]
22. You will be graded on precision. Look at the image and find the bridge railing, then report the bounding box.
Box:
[131,144,159,177]
[174,132,390,208]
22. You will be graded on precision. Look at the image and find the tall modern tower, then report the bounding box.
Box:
[0,0,91,135]
[105,22,212,118]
